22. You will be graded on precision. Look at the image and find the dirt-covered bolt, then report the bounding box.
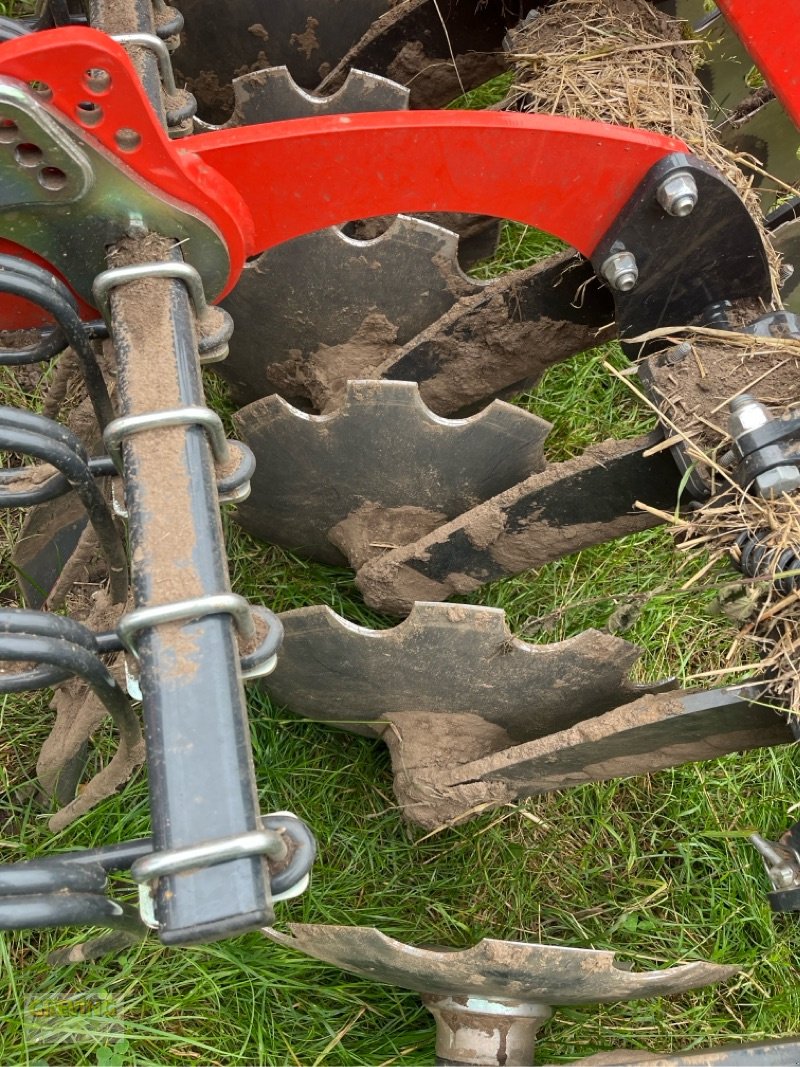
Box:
[754,465,800,499]
[656,170,698,217]
[728,393,769,437]
[600,250,638,292]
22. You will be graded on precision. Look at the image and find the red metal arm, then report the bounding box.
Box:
[188,112,688,260]
[0,26,691,325]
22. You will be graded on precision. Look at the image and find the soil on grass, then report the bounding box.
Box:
[643,308,800,454]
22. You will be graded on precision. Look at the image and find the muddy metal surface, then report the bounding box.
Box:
[233,381,550,565]
[265,925,739,1002]
[263,602,652,741]
[356,432,683,615]
[454,686,793,795]
[220,218,481,408]
[172,0,392,122]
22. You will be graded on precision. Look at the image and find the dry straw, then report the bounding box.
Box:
[506,0,781,296]
[508,0,799,707]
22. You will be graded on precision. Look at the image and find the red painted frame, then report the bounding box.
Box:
[0,26,703,327]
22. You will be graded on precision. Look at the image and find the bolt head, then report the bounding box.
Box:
[601,250,638,292]
[657,171,699,217]
[729,397,769,437]
[754,465,800,499]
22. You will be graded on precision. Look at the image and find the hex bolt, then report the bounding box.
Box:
[754,465,800,499]
[656,169,699,217]
[729,393,769,436]
[729,395,800,498]
[600,250,638,292]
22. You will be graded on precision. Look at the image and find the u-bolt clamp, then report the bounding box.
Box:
[103,405,230,473]
[111,33,195,133]
[102,405,255,507]
[92,262,233,364]
[117,594,283,679]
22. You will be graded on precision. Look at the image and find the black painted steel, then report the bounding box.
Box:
[110,263,273,944]
[591,154,772,356]
[89,0,275,944]
[0,255,114,428]
[0,608,107,690]
[0,858,143,933]
[0,410,127,602]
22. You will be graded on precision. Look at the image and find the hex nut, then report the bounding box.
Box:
[754,465,800,499]
[729,396,770,437]
[600,250,638,292]
[656,170,698,217]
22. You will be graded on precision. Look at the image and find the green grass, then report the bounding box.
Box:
[3,302,799,1063]
[1,56,800,1067]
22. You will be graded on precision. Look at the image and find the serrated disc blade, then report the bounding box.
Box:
[263,601,650,743]
[203,66,408,128]
[173,0,393,123]
[266,925,737,1003]
[233,380,550,566]
[220,219,482,407]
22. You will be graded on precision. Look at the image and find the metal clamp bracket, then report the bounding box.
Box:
[117,592,256,659]
[111,32,177,95]
[103,406,230,474]
[92,262,232,363]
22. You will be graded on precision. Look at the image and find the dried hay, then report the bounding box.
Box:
[610,327,800,711]
[506,0,781,297]
[506,0,800,709]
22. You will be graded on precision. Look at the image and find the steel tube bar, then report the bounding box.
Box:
[91,0,271,943]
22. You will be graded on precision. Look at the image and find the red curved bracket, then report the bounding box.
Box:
[0,26,691,329]
[187,112,689,260]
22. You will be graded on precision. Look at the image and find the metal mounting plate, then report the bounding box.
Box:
[0,76,229,305]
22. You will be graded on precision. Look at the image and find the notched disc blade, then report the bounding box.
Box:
[263,601,650,742]
[318,0,518,109]
[220,217,481,407]
[266,925,738,1003]
[234,380,550,566]
[201,66,409,128]
[173,0,393,122]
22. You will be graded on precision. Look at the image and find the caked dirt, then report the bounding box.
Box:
[268,311,401,410]
[643,302,800,455]
[379,710,515,829]
[328,501,447,570]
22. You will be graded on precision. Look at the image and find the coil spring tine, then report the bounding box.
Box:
[0,254,114,429]
[734,530,800,595]
[0,413,128,604]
